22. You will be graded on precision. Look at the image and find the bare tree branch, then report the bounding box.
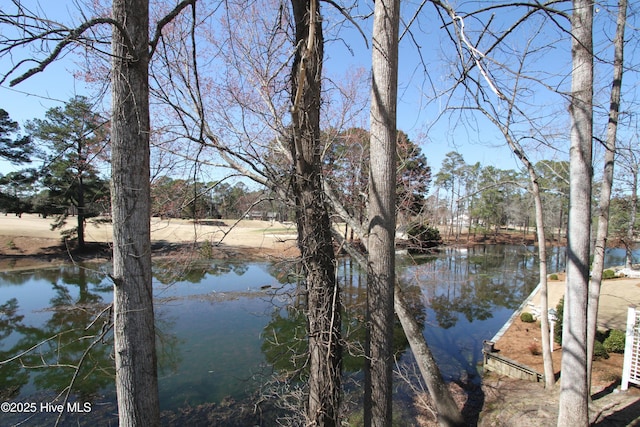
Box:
[6,17,134,87]
[321,0,369,48]
[149,0,198,58]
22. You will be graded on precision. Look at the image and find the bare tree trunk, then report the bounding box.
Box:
[394,286,465,427]
[331,229,464,426]
[290,0,342,425]
[77,173,85,248]
[111,0,160,425]
[558,0,593,425]
[504,133,555,387]
[587,0,627,389]
[626,169,638,268]
[557,205,564,244]
[531,184,554,388]
[509,157,554,385]
[476,92,556,386]
[365,0,399,425]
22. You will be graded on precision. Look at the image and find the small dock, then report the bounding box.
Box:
[483,347,544,382]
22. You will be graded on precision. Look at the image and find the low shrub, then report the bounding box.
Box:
[554,298,564,344]
[593,340,609,360]
[604,329,626,353]
[549,273,559,281]
[520,312,535,323]
[595,329,608,343]
[602,269,616,280]
[601,372,622,384]
[199,240,215,259]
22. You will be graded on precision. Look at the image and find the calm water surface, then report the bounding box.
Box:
[0,245,631,423]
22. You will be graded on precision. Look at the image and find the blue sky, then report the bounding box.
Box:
[1,50,521,178]
[1,0,88,123]
[2,1,609,180]
[321,2,567,174]
[2,61,81,124]
[1,60,84,174]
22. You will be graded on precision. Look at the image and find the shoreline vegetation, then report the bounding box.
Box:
[1,214,639,425]
[0,213,573,267]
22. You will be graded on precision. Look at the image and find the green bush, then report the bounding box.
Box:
[554,298,564,344]
[406,223,442,254]
[199,240,215,259]
[602,269,616,280]
[520,312,535,323]
[604,330,626,353]
[549,273,559,281]
[593,340,609,360]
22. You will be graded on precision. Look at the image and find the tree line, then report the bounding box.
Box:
[1,0,639,426]
[1,101,436,240]
[432,151,638,248]
[6,102,638,258]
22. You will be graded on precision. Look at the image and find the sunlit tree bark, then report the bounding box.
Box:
[0,1,202,424]
[557,0,593,424]
[365,0,399,425]
[587,0,627,388]
[394,285,465,427]
[111,0,160,424]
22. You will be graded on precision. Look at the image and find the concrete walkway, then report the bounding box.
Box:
[526,276,640,331]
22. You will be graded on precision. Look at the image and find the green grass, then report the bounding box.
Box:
[255,227,295,233]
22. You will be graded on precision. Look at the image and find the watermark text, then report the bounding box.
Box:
[1,401,92,414]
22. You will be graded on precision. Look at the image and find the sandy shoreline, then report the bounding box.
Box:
[2,215,638,331]
[0,213,297,245]
[0,214,301,271]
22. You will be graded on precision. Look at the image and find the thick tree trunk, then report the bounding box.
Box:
[587,0,627,388]
[558,0,593,425]
[290,0,342,425]
[365,0,399,425]
[111,0,160,425]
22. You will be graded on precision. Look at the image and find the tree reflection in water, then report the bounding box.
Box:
[0,266,113,401]
[261,257,413,376]
[0,246,574,422]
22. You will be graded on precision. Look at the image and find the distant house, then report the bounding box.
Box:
[247,211,264,220]
[246,211,280,222]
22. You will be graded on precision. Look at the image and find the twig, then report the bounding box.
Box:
[9,18,134,87]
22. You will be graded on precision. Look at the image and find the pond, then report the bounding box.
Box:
[0,245,630,424]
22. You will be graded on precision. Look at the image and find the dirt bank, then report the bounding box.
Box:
[2,214,639,425]
[0,214,300,269]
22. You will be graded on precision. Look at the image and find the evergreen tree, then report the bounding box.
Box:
[0,109,33,164]
[0,109,36,214]
[27,96,109,248]
[325,128,431,225]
